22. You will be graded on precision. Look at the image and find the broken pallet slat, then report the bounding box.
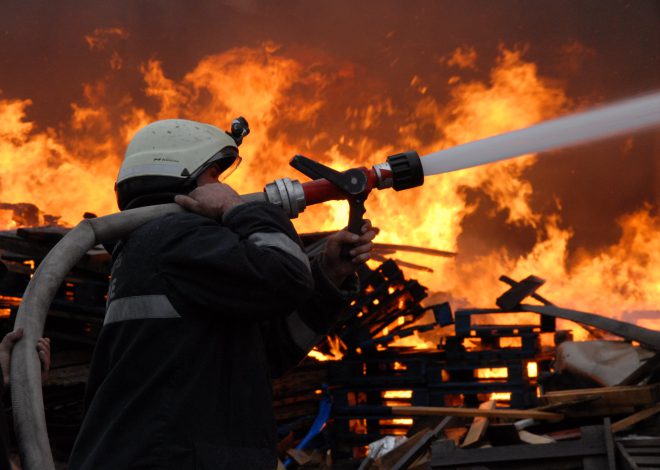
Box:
[520,304,660,349]
[611,403,660,433]
[603,418,617,470]
[616,442,641,470]
[618,438,660,447]
[635,456,660,466]
[390,406,563,421]
[540,384,660,409]
[625,447,660,455]
[461,400,495,448]
[496,275,545,310]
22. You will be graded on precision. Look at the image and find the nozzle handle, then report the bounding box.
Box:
[340,197,366,259]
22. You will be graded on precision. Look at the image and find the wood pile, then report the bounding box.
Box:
[345,277,660,470]
[0,226,659,469]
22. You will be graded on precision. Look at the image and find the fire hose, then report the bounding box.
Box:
[11,91,660,469]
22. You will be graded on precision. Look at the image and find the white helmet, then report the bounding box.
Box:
[115,117,248,210]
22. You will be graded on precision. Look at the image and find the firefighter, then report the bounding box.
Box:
[68,119,376,469]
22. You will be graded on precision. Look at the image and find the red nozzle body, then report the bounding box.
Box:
[300,167,384,205]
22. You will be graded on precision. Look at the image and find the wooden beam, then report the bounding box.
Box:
[390,406,563,421]
[496,275,546,310]
[611,403,660,433]
[520,304,660,349]
[540,385,659,409]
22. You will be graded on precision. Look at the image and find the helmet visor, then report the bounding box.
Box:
[218,155,241,182]
[189,147,241,182]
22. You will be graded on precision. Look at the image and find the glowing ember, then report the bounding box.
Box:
[382,390,413,399]
[380,418,414,431]
[389,331,437,350]
[489,392,512,401]
[475,367,508,379]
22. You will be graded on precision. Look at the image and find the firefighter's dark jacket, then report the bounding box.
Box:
[68,202,356,469]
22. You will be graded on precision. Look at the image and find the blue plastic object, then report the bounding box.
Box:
[283,384,332,468]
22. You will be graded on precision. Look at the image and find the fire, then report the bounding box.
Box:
[307,335,346,361]
[0,41,657,336]
[489,392,512,401]
[475,367,508,379]
[527,362,538,378]
[382,390,413,399]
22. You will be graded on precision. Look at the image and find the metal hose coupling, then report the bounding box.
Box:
[264,178,307,218]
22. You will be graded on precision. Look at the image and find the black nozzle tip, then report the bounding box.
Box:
[387,150,424,190]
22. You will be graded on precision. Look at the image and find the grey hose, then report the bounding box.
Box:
[10,193,266,469]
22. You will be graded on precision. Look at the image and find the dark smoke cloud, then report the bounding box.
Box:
[0,0,658,259]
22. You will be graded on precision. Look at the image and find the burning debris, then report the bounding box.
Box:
[0,226,658,469]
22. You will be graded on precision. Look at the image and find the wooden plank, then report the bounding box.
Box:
[618,438,660,447]
[499,275,553,306]
[390,406,563,421]
[461,400,495,448]
[619,353,660,386]
[626,448,660,455]
[496,275,545,310]
[634,456,660,465]
[603,418,617,470]
[540,385,659,408]
[520,304,660,349]
[534,396,600,412]
[611,403,660,432]
[616,441,640,470]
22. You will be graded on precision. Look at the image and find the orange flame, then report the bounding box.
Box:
[0,43,657,337]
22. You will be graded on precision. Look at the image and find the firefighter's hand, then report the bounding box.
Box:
[37,337,51,382]
[322,220,378,286]
[175,183,243,220]
[0,329,51,387]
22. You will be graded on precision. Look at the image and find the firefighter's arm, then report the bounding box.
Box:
[265,222,377,377]
[163,198,314,319]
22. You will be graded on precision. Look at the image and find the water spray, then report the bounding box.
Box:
[258,91,660,237]
[10,91,660,470]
